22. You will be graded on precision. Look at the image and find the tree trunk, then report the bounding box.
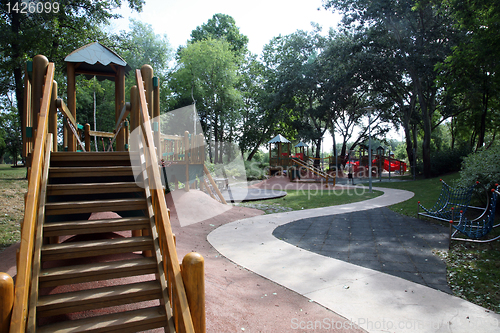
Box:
[207,116,213,164]
[401,106,414,171]
[476,85,488,150]
[10,7,25,160]
[412,72,433,178]
[218,127,224,163]
[213,115,219,164]
[450,116,455,150]
[314,139,321,168]
[421,106,432,178]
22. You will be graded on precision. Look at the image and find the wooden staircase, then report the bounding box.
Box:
[292,158,332,183]
[28,152,172,332]
[8,61,200,333]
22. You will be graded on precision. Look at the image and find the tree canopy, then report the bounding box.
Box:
[0,1,498,178]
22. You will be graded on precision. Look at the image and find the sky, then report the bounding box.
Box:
[110,0,342,56]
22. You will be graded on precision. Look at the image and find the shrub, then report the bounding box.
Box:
[244,160,268,180]
[457,145,500,191]
[416,146,471,177]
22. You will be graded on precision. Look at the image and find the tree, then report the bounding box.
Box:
[114,19,173,113]
[261,29,331,165]
[190,13,249,59]
[0,95,22,165]
[171,38,241,163]
[323,0,457,177]
[432,0,500,150]
[0,0,144,153]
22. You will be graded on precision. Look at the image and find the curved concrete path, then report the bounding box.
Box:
[208,187,500,333]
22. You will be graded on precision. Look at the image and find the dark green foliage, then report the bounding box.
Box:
[244,160,268,180]
[190,13,249,58]
[457,145,500,191]
[416,146,471,177]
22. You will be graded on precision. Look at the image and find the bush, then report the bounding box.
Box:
[457,145,500,191]
[244,160,268,180]
[416,146,471,177]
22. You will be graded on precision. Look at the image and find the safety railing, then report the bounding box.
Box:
[292,157,331,182]
[9,61,55,333]
[135,69,199,332]
[161,133,205,164]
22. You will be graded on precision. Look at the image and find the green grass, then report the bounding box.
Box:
[0,164,27,252]
[371,173,500,313]
[437,243,500,313]
[358,173,462,220]
[237,188,383,213]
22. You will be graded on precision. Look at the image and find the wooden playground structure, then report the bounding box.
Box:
[267,135,409,184]
[1,42,208,332]
[347,145,407,178]
[267,135,333,185]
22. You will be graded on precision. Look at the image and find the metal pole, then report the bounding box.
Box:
[388,152,391,181]
[368,109,372,193]
[379,151,382,182]
[362,106,375,193]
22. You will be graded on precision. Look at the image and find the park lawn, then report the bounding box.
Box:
[359,172,462,221]
[0,164,27,252]
[371,173,500,314]
[237,188,383,213]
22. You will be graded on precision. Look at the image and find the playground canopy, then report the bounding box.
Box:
[64,42,132,81]
[268,134,291,167]
[64,42,132,151]
[268,134,291,144]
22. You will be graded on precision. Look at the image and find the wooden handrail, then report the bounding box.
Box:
[203,165,227,204]
[135,69,195,332]
[55,98,77,129]
[88,130,115,138]
[102,103,131,151]
[10,62,55,333]
[293,158,330,181]
[114,103,130,132]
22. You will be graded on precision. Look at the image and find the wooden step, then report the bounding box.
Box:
[41,236,153,261]
[43,217,150,237]
[37,280,162,317]
[37,306,167,333]
[47,182,143,196]
[45,198,147,215]
[51,152,131,161]
[39,257,157,288]
[49,166,135,178]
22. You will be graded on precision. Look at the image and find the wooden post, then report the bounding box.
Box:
[23,62,32,163]
[184,131,190,192]
[115,66,126,151]
[49,80,58,152]
[141,65,154,119]
[268,143,271,166]
[32,55,49,135]
[153,76,160,154]
[130,85,139,132]
[278,142,282,167]
[124,120,129,151]
[63,119,68,151]
[84,123,91,151]
[181,253,205,333]
[0,273,14,333]
[197,134,202,163]
[66,62,76,151]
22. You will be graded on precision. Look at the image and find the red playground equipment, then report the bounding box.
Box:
[347,145,407,177]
